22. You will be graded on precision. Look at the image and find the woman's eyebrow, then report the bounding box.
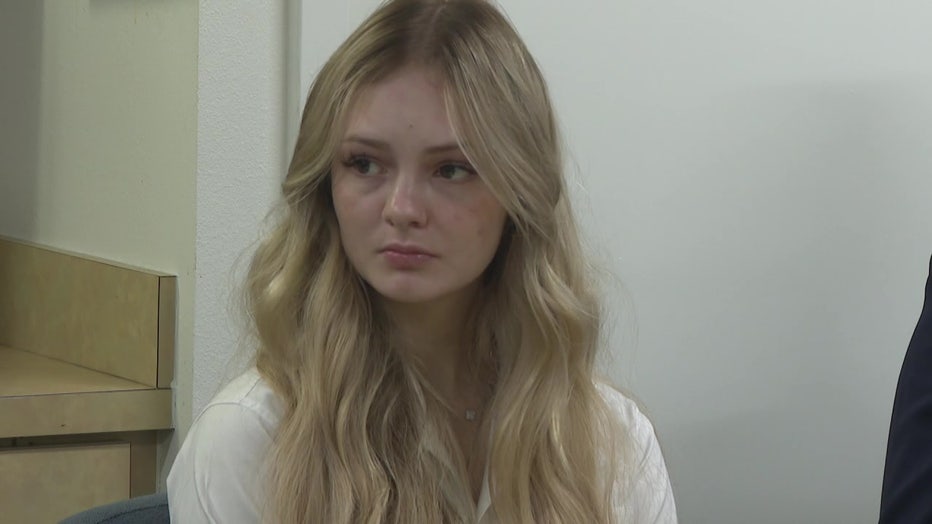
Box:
[342,135,390,150]
[342,136,462,156]
[423,143,463,155]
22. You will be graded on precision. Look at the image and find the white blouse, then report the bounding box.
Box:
[167,368,677,523]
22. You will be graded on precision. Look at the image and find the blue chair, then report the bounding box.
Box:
[59,492,169,524]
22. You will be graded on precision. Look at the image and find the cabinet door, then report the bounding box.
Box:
[0,441,130,523]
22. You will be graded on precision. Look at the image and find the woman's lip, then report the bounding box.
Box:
[380,244,435,256]
[381,249,434,269]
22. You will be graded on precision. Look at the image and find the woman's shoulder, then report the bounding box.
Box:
[198,367,284,432]
[593,382,666,454]
[592,380,666,468]
[593,381,679,523]
[594,382,649,431]
[175,367,284,465]
[166,368,283,523]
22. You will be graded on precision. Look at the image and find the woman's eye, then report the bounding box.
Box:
[344,156,381,176]
[437,164,475,181]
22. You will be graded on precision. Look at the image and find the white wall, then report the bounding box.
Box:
[191,0,285,424]
[300,1,932,522]
[0,0,198,484]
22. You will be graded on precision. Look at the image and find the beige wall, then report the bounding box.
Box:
[0,1,197,484]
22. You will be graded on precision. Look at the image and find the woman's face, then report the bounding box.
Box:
[331,66,508,308]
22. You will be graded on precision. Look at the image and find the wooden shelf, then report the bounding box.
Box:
[0,346,171,439]
[0,346,148,397]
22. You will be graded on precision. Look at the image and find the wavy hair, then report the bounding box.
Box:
[246,0,625,521]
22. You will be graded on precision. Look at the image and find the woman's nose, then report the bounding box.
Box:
[382,173,428,228]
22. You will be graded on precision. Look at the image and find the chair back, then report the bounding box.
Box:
[58,492,169,524]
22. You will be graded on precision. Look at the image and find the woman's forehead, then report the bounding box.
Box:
[339,68,460,145]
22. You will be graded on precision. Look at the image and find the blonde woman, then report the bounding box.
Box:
[167,0,677,522]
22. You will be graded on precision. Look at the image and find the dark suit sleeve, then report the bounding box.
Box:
[880,254,932,523]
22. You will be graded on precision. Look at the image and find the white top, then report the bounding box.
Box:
[167,368,677,523]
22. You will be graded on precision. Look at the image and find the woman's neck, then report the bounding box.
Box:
[383,292,475,397]
[381,290,492,501]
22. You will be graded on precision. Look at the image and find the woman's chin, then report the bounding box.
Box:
[372,286,440,305]
[368,279,476,309]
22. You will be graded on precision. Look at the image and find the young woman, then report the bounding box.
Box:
[168,0,677,522]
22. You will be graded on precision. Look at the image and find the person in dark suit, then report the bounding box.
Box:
[880,254,932,523]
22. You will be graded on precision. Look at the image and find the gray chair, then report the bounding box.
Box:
[59,492,169,524]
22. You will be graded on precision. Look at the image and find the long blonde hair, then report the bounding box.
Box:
[247,0,624,521]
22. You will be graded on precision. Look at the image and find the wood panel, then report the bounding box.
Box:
[157,275,176,388]
[0,237,174,387]
[15,431,165,497]
[0,388,172,439]
[0,442,130,523]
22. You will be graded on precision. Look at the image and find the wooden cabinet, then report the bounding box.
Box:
[0,237,174,522]
[0,442,130,523]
